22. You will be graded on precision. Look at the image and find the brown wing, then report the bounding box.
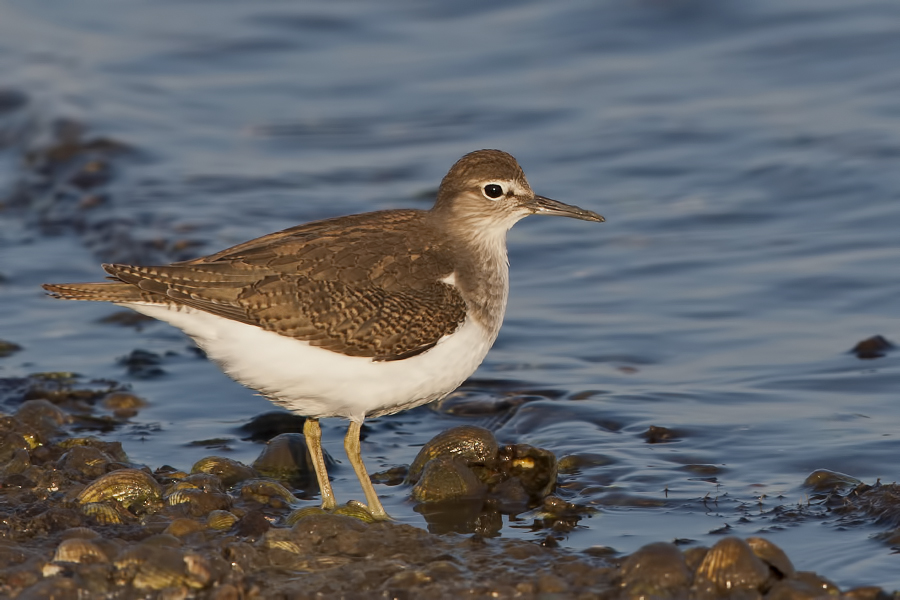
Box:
[102,210,467,361]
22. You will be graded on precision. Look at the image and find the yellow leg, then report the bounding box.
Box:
[344,420,390,520]
[303,418,336,511]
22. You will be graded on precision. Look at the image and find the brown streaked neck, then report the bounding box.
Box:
[427,206,511,337]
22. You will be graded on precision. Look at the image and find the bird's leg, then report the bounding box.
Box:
[303,417,336,511]
[344,420,390,520]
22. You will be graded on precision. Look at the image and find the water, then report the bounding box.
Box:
[2,0,900,589]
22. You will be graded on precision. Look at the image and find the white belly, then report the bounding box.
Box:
[119,302,496,422]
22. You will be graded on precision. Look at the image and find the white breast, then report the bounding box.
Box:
[119,302,496,422]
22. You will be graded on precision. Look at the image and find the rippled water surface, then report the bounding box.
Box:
[2,0,900,588]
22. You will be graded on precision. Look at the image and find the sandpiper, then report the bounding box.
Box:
[43,149,604,519]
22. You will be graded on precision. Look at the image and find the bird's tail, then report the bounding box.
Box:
[42,282,145,303]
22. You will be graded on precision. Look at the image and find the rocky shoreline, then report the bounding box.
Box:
[0,372,897,599]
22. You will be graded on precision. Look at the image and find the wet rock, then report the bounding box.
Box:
[642,424,680,444]
[238,411,307,440]
[58,437,128,463]
[370,465,408,485]
[16,398,72,435]
[68,159,111,190]
[97,310,156,329]
[251,432,317,488]
[411,456,487,503]
[0,374,893,598]
[804,469,863,493]
[842,586,893,600]
[766,578,827,600]
[851,335,895,359]
[0,431,31,463]
[164,517,205,538]
[499,443,557,500]
[117,349,166,379]
[487,477,530,513]
[0,88,28,113]
[2,448,31,477]
[0,339,22,358]
[235,509,271,539]
[191,456,257,488]
[792,571,841,596]
[407,425,499,484]
[557,452,614,474]
[100,392,147,419]
[407,428,568,534]
[285,512,369,555]
[58,445,113,479]
[620,542,691,597]
[19,372,122,407]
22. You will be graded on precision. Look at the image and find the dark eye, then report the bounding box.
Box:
[483,184,504,199]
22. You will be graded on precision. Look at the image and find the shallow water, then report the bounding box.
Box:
[1,0,900,589]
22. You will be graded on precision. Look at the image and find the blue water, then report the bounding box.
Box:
[2,0,900,589]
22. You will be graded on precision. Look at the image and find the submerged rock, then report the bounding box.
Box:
[851,335,895,359]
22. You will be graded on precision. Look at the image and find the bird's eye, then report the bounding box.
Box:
[483,184,504,199]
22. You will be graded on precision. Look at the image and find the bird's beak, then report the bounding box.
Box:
[526,195,605,222]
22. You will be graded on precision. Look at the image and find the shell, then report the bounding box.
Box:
[165,487,230,517]
[206,509,239,530]
[240,479,299,507]
[81,501,127,524]
[53,538,109,564]
[746,537,795,579]
[60,527,101,540]
[191,456,257,488]
[77,468,162,511]
[284,506,328,526]
[407,426,499,484]
[334,501,377,523]
[694,537,771,592]
[165,488,193,506]
[411,456,487,503]
[264,528,304,554]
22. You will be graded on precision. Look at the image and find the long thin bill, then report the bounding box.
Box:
[529,195,605,222]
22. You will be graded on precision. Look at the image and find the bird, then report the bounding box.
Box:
[43,149,604,520]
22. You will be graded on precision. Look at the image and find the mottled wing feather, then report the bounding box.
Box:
[102,210,467,361]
